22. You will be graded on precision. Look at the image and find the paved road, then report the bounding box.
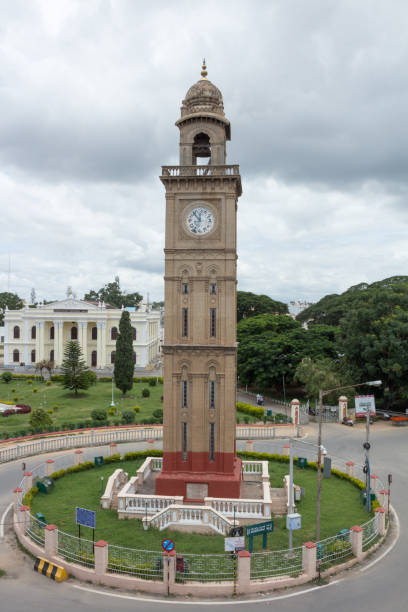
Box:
[0,422,406,611]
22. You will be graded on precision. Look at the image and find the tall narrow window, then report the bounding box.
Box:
[210,308,216,338]
[210,283,216,295]
[182,283,189,294]
[91,326,97,340]
[50,326,54,340]
[50,349,54,362]
[182,308,188,337]
[31,349,36,363]
[13,349,19,363]
[132,327,137,341]
[71,326,78,340]
[13,326,20,339]
[31,326,36,340]
[182,380,188,408]
[111,326,118,340]
[91,351,97,367]
[209,423,215,462]
[182,422,187,461]
[209,381,215,409]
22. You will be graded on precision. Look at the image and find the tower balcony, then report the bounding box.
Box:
[161,165,241,195]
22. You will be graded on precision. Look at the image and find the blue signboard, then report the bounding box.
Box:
[76,507,96,529]
[161,538,175,552]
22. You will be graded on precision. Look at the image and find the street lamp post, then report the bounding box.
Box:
[110,378,115,408]
[316,379,381,541]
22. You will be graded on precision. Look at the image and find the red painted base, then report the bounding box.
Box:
[155,452,242,500]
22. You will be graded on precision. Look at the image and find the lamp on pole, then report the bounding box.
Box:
[316,379,381,541]
[110,378,115,408]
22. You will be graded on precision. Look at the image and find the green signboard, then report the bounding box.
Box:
[245,520,274,537]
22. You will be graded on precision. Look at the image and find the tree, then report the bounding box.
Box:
[237,291,288,322]
[29,408,53,431]
[237,314,338,391]
[35,359,54,379]
[84,276,142,309]
[60,341,91,395]
[1,372,12,384]
[294,357,354,403]
[0,292,24,325]
[114,310,134,396]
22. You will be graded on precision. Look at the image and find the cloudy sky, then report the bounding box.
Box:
[1,0,408,307]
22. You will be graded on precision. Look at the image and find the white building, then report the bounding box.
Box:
[3,297,160,370]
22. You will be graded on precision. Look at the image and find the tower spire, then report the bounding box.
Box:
[200,58,208,80]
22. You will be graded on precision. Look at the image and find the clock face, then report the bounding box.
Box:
[186,207,214,235]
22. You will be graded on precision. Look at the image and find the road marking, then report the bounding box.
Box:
[72,580,342,605]
[360,506,400,572]
[0,502,13,538]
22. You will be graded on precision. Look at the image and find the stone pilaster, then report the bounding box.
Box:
[350,526,363,559]
[237,550,251,594]
[302,542,317,579]
[346,461,355,477]
[375,507,386,535]
[338,395,348,422]
[100,321,107,367]
[78,321,88,364]
[13,487,23,512]
[74,450,84,465]
[38,321,45,361]
[45,524,58,557]
[97,322,103,368]
[45,459,55,476]
[290,399,300,426]
[24,471,33,491]
[94,540,108,577]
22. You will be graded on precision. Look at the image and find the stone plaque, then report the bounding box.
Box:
[186,483,208,500]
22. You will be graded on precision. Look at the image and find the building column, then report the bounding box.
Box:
[53,321,62,365]
[38,321,45,361]
[24,319,29,364]
[100,321,106,368]
[78,322,88,364]
[58,321,64,365]
[96,322,103,368]
[35,322,40,364]
[3,321,9,364]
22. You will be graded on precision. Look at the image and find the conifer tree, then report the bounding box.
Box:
[114,310,134,396]
[61,340,90,395]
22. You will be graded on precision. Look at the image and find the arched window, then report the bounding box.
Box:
[71,326,78,340]
[91,326,97,340]
[31,349,36,363]
[132,327,136,341]
[13,326,20,339]
[111,326,118,341]
[133,351,136,364]
[193,132,211,163]
[111,351,115,364]
[91,351,97,367]
[13,349,19,363]
[50,326,54,340]
[50,350,54,362]
[31,326,36,340]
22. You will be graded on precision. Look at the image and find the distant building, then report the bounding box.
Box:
[288,300,314,317]
[3,296,160,370]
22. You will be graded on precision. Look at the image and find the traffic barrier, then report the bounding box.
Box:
[33,557,68,582]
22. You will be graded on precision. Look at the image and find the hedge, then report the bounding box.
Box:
[236,402,264,419]
[22,486,39,507]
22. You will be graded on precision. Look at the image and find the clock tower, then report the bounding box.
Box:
[155,62,242,500]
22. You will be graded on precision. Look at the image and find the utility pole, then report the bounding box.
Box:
[316,388,323,541]
[364,410,371,512]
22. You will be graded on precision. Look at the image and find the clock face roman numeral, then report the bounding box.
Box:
[187,207,214,235]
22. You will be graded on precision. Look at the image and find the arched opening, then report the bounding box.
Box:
[13,349,19,363]
[111,326,118,341]
[91,326,97,340]
[192,132,211,165]
[13,326,20,339]
[50,326,54,340]
[71,326,78,340]
[132,327,136,341]
[111,351,115,364]
[31,326,36,340]
[31,349,36,363]
[50,349,54,362]
[91,351,97,367]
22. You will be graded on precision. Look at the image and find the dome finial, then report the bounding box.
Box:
[200,58,208,80]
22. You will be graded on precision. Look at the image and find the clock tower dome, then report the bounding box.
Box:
[155,62,243,500]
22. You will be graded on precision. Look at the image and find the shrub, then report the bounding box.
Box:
[11,388,16,392]
[27,380,33,385]
[50,374,64,382]
[46,381,52,386]
[22,486,39,508]
[236,401,264,419]
[46,409,53,414]
[91,408,107,422]
[133,378,141,383]
[121,410,135,424]
[104,454,121,464]
[158,376,163,384]
[153,409,163,422]
[13,396,19,402]
[148,378,157,387]
[108,408,116,416]
[84,370,98,386]
[1,372,12,384]
[133,406,141,413]
[33,388,38,393]
[98,376,113,382]
[141,388,150,398]
[52,405,59,410]
[114,420,120,426]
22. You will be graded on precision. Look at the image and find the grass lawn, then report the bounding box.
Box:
[30,457,372,554]
[0,379,259,437]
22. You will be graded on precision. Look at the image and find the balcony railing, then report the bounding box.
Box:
[161,165,240,177]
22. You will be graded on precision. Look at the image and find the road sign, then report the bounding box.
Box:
[161,538,175,552]
[355,395,376,417]
[245,520,274,537]
[224,536,245,552]
[75,507,96,529]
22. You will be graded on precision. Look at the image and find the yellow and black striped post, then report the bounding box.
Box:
[34,557,68,582]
